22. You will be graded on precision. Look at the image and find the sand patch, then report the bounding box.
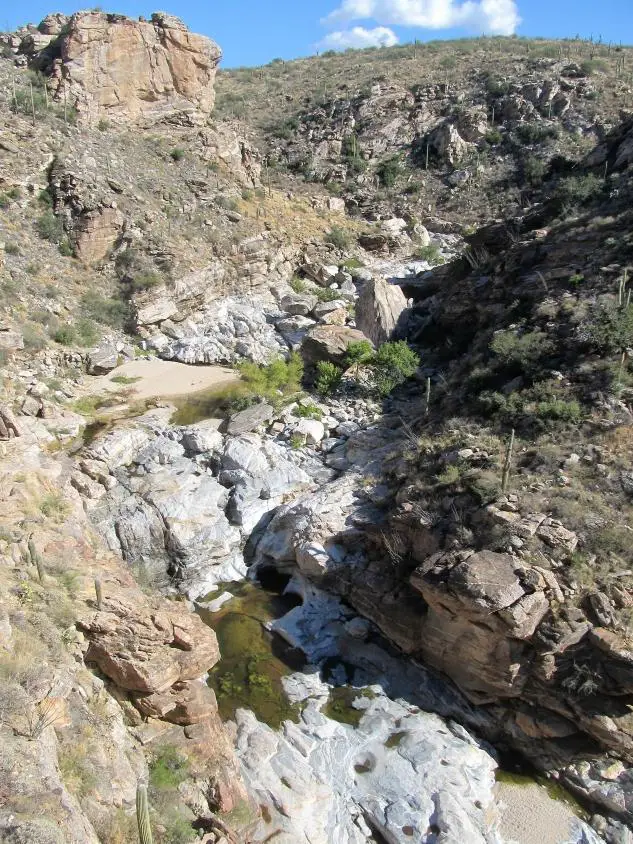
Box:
[496,780,585,844]
[96,359,238,401]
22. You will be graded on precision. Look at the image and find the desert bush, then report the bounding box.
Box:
[325,226,351,250]
[169,148,185,162]
[372,340,420,395]
[413,243,444,264]
[22,323,48,350]
[52,325,76,345]
[521,154,547,186]
[315,361,343,396]
[81,291,130,329]
[129,271,162,293]
[376,155,402,187]
[149,744,189,791]
[535,399,583,423]
[516,122,559,144]
[585,304,633,355]
[314,286,341,302]
[4,242,19,255]
[293,402,323,419]
[36,210,64,243]
[289,276,307,293]
[39,492,70,521]
[490,329,553,374]
[346,339,375,367]
[552,173,603,211]
[238,353,303,403]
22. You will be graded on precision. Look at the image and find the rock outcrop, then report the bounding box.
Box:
[38,12,222,124]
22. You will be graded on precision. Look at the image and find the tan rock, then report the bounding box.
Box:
[301,324,367,368]
[73,206,123,265]
[135,680,219,726]
[411,551,551,702]
[46,12,222,124]
[79,596,220,693]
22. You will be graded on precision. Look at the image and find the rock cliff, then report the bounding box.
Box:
[34,12,222,124]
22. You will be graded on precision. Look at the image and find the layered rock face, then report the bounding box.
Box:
[42,12,222,124]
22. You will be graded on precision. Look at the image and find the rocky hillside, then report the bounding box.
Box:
[2,10,633,844]
[218,36,633,227]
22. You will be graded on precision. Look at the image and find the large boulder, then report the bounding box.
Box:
[301,325,367,368]
[355,277,408,346]
[410,550,551,703]
[79,595,221,693]
[39,11,222,124]
[429,122,472,165]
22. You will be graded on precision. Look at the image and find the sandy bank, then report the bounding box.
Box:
[97,359,238,401]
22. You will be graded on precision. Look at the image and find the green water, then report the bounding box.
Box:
[323,685,377,727]
[198,580,304,729]
[170,382,248,426]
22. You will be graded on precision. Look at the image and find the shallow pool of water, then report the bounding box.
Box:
[197,578,305,729]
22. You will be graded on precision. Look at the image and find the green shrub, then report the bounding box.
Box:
[325,226,351,250]
[535,399,583,423]
[129,271,162,293]
[372,341,420,395]
[75,318,99,347]
[289,276,307,293]
[521,155,547,186]
[38,188,53,207]
[315,361,343,396]
[490,329,553,374]
[485,128,503,145]
[4,242,19,255]
[58,238,73,257]
[216,195,239,212]
[149,744,189,791]
[39,492,70,521]
[97,117,110,131]
[0,193,11,209]
[314,287,341,303]
[553,174,602,211]
[414,243,444,264]
[293,402,323,419]
[81,291,130,329]
[52,325,77,345]
[580,59,607,76]
[346,340,374,367]
[169,148,185,162]
[22,323,47,351]
[238,353,303,403]
[376,156,402,188]
[515,123,559,144]
[585,304,633,355]
[36,211,64,243]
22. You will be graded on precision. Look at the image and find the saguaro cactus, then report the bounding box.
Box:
[94,577,103,610]
[136,784,154,844]
[501,429,515,495]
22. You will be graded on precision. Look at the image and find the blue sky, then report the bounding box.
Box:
[4,1,632,67]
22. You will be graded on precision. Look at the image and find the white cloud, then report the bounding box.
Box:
[318,25,400,50]
[323,0,521,36]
